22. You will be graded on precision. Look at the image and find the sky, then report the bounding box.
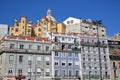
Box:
[0,0,120,36]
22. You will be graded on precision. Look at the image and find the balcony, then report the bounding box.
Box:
[52,45,81,52]
[81,42,107,48]
[0,47,51,54]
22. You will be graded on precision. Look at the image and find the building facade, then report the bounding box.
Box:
[108,37,120,80]
[0,24,8,39]
[51,33,82,80]
[0,36,52,80]
[9,9,66,37]
[63,17,106,38]
[80,34,111,80]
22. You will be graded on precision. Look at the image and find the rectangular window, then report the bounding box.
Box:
[18,69,22,76]
[28,56,32,65]
[68,53,72,57]
[75,53,78,57]
[37,57,41,64]
[55,52,58,56]
[68,62,72,66]
[8,69,13,75]
[37,46,41,51]
[19,45,24,49]
[9,55,14,64]
[37,68,41,75]
[61,52,66,57]
[19,55,23,63]
[15,28,19,32]
[55,61,59,66]
[29,45,32,50]
[46,46,49,51]
[61,61,66,67]
[69,70,72,77]
[45,68,50,76]
[55,70,59,77]
[10,44,15,49]
[75,70,79,77]
[28,68,32,74]
[62,70,66,77]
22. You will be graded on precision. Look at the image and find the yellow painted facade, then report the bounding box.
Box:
[9,9,66,37]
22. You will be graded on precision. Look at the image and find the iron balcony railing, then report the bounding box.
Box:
[81,42,107,48]
[52,45,81,52]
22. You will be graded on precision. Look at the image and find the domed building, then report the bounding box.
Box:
[35,9,66,37]
[46,9,57,22]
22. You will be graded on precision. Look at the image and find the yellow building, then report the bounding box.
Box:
[9,9,66,37]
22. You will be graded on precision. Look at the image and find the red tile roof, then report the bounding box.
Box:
[7,36,50,42]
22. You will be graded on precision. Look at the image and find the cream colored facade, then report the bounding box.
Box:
[9,9,66,37]
[63,17,106,38]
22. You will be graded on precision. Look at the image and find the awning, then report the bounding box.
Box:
[15,75,25,79]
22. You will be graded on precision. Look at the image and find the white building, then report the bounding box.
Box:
[0,24,8,39]
[0,36,52,80]
[63,17,106,38]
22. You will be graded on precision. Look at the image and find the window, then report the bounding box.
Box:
[62,70,66,77]
[28,68,32,74]
[10,44,15,49]
[61,52,66,57]
[75,53,78,57]
[69,70,72,77]
[101,30,104,32]
[68,62,72,66]
[45,57,50,65]
[37,57,41,64]
[62,37,65,41]
[68,52,72,57]
[93,28,96,30]
[28,56,33,65]
[23,26,24,29]
[37,68,41,75]
[15,28,19,32]
[19,55,23,63]
[18,69,22,76]
[55,52,58,56]
[38,28,41,32]
[55,70,59,77]
[46,46,49,51]
[9,55,14,64]
[71,20,73,23]
[19,45,24,49]
[29,45,32,50]
[61,62,66,66]
[37,46,41,51]
[45,68,50,76]
[8,69,13,75]
[55,61,59,66]
[44,27,47,31]
[75,61,79,66]
[75,70,79,77]
[11,28,14,30]
[28,29,31,33]
[16,23,19,26]
[67,21,69,24]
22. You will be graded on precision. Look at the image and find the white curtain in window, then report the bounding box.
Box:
[28,68,32,72]
[28,56,33,60]
[37,68,41,72]
[45,57,50,61]
[75,61,79,66]
[45,68,50,72]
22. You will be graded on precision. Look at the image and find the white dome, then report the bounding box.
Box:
[46,9,57,22]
